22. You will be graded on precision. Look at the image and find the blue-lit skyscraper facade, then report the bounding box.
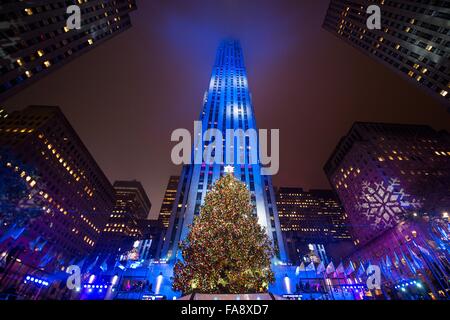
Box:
[161,40,286,262]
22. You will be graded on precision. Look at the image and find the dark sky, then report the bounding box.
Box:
[4,0,450,219]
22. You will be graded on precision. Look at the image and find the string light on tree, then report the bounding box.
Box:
[172,173,274,295]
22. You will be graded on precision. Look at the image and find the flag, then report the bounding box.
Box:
[36,239,47,252]
[10,226,25,240]
[298,262,305,271]
[306,262,315,272]
[0,225,25,243]
[86,256,99,273]
[415,243,431,257]
[393,251,400,268]
[38,249,55,268]
[401,251,416,273]
[316,261,325,275]
[357,262,365,277]
[379,256,391,280]
[100,255,110,272]
[326,261,335,274]
[407,245,422,270]
[56,253,66,266]
[336,262,345,275]
[345,260,356,276]
[0,251,7,268]
[295,262,306,275]
[385,255,392,268]
[29,236,41,251]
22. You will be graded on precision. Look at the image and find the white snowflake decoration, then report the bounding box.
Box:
[356,178,421,230]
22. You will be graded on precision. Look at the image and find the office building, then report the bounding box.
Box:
[323,0,450,109]
[0,0,136,101]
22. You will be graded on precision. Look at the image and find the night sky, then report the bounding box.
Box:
[4,0,450,219]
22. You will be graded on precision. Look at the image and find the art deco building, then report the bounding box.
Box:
[94,180,151,261]
[158,176,179,229]
[325,122,450,298]
[0,105,115,299]
[324,122,450,246]
[276,187,352,264]
[323,0,450,109]
[161,40,287,261]
[0,0,136,101]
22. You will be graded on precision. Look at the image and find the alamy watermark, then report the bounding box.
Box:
[66,264,81,291]
[366,5,381,30]
[366,265,381,290]
[171,121,279,175]
[66,5,81,30]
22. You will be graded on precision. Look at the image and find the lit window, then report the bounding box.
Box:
[24,8,33,15]
[17,58,24,66]
[44,60,51,68]
[440,90,448,97]
[88,39,94,45]
[64,26,70,32]
[25,70,32,78]
[426,45,433,51]
[37,49,44,57]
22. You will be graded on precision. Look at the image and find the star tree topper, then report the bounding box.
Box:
[224,165,234,174]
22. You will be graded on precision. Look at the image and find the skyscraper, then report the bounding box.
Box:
[324,122,450,247]
[0,105,115,299]
[0,0,136,101]
[112,180,151,220]
[276,187,352,264]
[323,0,450,109]
[94,180,151,260]
[161,40,286,261]
[324,122,450,298]
[158,176,179,229]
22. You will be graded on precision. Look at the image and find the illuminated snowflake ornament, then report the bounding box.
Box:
[356,178,421,230]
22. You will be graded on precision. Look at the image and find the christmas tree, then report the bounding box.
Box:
[173,169,275,294]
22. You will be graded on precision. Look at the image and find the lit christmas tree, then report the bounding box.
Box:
[173,168,275,295]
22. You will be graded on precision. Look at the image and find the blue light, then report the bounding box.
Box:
[155,274,163,294]
[26,276,30,280]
